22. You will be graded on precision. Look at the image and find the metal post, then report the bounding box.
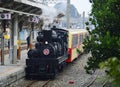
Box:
[1,32,5,65]
[9,22,13,64]
[29,23,34,49]
[66,0,70,29]
[17,20,23,60]
[1,20,6,65]
[83,11,85,29]
[17,29,21,60]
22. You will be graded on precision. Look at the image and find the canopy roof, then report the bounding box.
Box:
[0,0,63,18]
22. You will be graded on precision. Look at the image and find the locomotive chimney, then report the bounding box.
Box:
[43,30,52,43]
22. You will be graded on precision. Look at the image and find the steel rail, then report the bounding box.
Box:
[42,80,51,87]
[86,75,98,87]
[26,80,50,87]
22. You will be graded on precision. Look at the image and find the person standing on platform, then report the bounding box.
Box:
[26,35,30,50]
[3,32,10,49]
[8,39,10,49]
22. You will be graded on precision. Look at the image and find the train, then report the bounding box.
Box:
[25,27,88,79]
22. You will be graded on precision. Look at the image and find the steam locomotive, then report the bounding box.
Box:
[25,28,68,79]
[25,27,88,79]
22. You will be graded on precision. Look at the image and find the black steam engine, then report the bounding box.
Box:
[25,28,68,79]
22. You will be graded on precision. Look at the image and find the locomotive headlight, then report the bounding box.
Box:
[45,41,48,44]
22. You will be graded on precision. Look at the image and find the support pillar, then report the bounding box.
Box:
[30,23,34,49]
[12,16,18,64]
[17,20,23,60]
[9,23,13,64]
[1,20,7,65]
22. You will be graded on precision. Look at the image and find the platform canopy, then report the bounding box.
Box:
[0,0,62,18]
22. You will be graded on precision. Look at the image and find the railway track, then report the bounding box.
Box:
[42,80,51,87]
[26,80,38,87]
[26,80,51,87]
[86,75,98,87]
[84,75,108,87]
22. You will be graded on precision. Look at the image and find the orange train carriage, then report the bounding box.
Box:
[66,29,88,62]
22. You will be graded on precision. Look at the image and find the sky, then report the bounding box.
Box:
[48,0,92,17]
[71,0,91,17]
[34,0,92,17]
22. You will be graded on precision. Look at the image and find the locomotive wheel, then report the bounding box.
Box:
[50,69,57,79]
[25,75,30,80]
[58,64,63,72]
[58,61,66,72]
[25,74,33,80]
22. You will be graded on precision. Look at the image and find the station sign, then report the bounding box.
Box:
[28,16,39,23]
[0,13,11,20]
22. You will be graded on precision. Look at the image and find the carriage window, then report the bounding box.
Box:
[72,35,78,47]
[79,34,83,44]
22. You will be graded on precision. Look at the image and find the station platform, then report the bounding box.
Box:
[0,50,28,87]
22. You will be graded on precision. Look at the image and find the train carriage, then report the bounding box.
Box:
[65,29,88,62]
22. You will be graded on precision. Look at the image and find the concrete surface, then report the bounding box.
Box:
[0,50,28,87]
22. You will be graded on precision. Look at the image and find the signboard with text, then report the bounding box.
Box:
[0,13,11,20]
[28,16,39,23]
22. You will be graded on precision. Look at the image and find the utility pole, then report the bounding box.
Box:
[83,11,85,29]
[66,0,70,29]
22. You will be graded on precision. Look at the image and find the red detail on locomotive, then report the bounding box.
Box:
[66,48,72,62]
[43,49,50,55]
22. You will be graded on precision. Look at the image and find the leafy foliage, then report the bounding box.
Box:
[76,48,81,54]
[100,58,120,87]
[84,0,120,73]
[84,32,120,74]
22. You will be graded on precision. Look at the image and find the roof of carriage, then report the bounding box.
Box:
[60,28,88,34]
[52,28,88,35]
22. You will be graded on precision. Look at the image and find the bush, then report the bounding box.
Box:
[100,58,120,87]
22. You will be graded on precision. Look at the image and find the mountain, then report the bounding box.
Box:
[54,2,81,18]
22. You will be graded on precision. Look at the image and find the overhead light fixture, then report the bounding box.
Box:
[27,14,30,16]
[0,10,3,12]
[19,13,23,15]
[10,11,14,14]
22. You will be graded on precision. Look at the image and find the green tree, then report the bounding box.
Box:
[84,0,120,74]
[100,58,120,87]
